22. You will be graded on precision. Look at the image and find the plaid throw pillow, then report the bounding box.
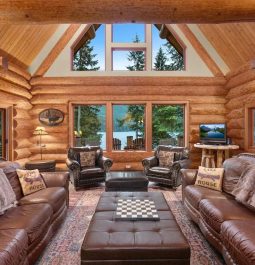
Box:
[80,151,96,167]
[158,150,175,168]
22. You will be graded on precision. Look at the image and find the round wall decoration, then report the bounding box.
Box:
[39,108,64,126]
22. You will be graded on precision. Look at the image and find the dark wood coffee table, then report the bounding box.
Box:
[81,191,190,264]
[105,171,148,191]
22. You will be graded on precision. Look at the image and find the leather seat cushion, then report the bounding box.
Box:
[199,199,255,233]
[184,185,231,210]
[0,229,28,265]
[148,167,171,177]
[81,167,105,179]
[19,187,66,214]
[0,204,53,245]
[221,220,255,265]
[82,211,190,261]
[82,198,190,262]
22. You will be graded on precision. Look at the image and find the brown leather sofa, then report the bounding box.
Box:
[66,146,113,190]
[142,145,190,188]
[181,153,255,265]
[0,161,69,265]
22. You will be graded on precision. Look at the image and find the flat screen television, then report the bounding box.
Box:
[199,123,227,144]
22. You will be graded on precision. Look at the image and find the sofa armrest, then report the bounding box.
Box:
[180,169,198,202]
[142,156,158,172]
[41,172,70,207]
[66,158,80,171]
[98,156,113,172]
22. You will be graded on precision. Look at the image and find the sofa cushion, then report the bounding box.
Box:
[19,187,66,214]
[0,204,53,245]
[199,198,255,233]
[232,165,255,211]
[148,167,171,177]
[81,167,105,178]
[195,166,224,191]
[184,185,230,210]
[223,156,255,194]
[0,229,28,265]
[221,220,255,265]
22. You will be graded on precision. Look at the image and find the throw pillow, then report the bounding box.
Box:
[80,151,96,167]
[0,169,17,215]
[231,165,255,211]
[195,166,224,191]
[158,151,175,167]
[16,169,46,196]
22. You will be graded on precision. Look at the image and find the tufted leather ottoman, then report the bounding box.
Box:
[81,192,190,264]
[105,171,149,192]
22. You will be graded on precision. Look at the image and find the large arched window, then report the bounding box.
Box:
[72,24,185,72]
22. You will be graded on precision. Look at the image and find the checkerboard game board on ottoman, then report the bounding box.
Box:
[81,192,190,265]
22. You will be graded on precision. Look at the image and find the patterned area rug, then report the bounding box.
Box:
[36,184,225,265]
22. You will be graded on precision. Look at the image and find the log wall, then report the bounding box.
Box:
[225,61,255,152]
[0,62,33,165]
[29,76,227,170]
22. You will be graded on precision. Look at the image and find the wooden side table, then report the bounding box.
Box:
[25,160,56,172]
[194,144,239,168]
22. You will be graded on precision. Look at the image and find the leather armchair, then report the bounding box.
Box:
[66,146,113,190]
[142,145,191,188]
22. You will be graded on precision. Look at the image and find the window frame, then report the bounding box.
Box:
[69,101,189,153]
[72,103,108,150]
[245,104,255,151]
[151,103,186,148]
[112,103,147,151]
[0,108,7,160]
[70,24,186,74]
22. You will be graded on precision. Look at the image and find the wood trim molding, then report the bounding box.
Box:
[34,24,81,77]
[178,24,223,77]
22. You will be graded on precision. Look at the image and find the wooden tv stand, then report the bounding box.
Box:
[194,143,239,168]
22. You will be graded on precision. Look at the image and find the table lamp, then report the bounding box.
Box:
[33,126,48,160]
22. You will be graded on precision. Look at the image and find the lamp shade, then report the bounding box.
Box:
[33,126,48,135]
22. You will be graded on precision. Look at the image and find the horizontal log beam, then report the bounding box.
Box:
[226,60,255,80]
[30,76,226,87]
[0,66,31,90]
[31,85,227,96]
[31,94,226,104]
[1,1,255,24]
[226,80,255,100]
[0,80,32,99]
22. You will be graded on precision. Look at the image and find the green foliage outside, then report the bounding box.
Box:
[73,40,100,71]
[152,105,184,147]
[126,35,145,71]
[154,43,184,71]
[117,105,145,138]
[74,106,104,145]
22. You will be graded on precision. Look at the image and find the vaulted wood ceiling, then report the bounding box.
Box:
[0,25,58,68]
[199,23,255,71]
[0,23,255,73]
